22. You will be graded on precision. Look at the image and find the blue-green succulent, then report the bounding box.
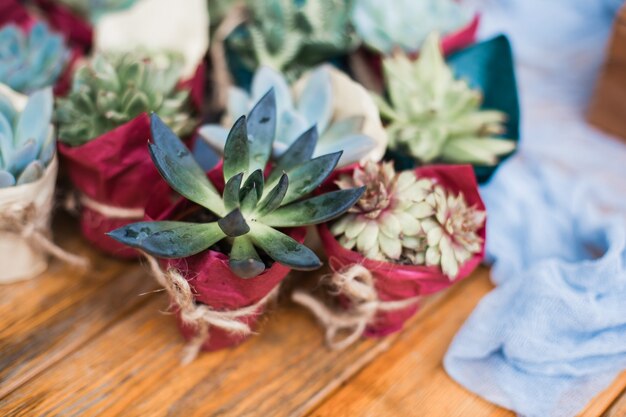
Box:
[200,65,378,167]
[0,22,70,94]
[109,91,365,278]
[351,0,473,54]
[0,87,56,188]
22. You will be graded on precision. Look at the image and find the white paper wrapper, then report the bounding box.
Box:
[0,156,58,284]
[94,0,210,78]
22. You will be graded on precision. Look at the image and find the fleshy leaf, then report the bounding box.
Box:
[267,126,318,185]
[107,221,225,258]
[217,208,250,237]
[249,222,322,270]
[281,151,342,205]
[229,236,266,278]
[16,160,43,184]
[296,67,333,133]
[223,172,244,212]
[223,116,250,180]
[255,173,288,217]
[239,168,264,203]
[0,170,16,188]
[246,89,276,172]
[259,187,365,227]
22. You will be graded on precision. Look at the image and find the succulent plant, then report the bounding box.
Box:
[55,0,138,21]
[226,0,359,81]
[0,22,70,94]
[331,161,484,279]
[375,33,517,166]
[200,65,379,167]
[0,86,56,188]
[350,0,473,55]
[109,91,365,278]
[56,52,195,146]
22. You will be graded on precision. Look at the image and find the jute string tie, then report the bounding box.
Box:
[65,192,145,220]
[143,254,278,364]
[292,261,421,351]
[0,202,88,268]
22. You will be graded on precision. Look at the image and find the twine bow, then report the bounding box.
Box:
[292,259,421,351]
[0,203,89,269]
[143,254,278,364]
[65,192,145,220]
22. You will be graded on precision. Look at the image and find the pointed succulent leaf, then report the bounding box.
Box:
[255,173,288,217]
[297,67,333,132]
[267,126,318,184]
[217,208,250,237]
[108,221,225,258]
[246,89,276,172]
[8,139,38,174]
[223,116,250,180]
[239,169,264,202]
[240,183,259,214]
[321,116,365,141]
[0,170,16,188]
[148,144,225,216]
[281,151,342,205]
[223,172,244,212]
[315,133,377,166]
[259,187,365,227]
[249,223,322,270]
[16,161,43,184]
[15,88,52,149]
[198,125,229,152]
[229,236,266,279]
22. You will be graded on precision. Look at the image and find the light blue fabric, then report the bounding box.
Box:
[444,1,626,416]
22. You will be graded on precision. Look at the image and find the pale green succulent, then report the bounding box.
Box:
[55,0,138,21]
[0,86,55,188]
[351,0,472,54]
[375,33,516,166]
[332,161,485,279]
[56,52,195,146]
[227,0,359,81]
[110,91,364,278]
[0,22,70,94]
[200,65,377,167]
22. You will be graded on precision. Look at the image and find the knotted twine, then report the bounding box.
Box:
[292,261,421,350]
[0,201,89,269]
[142,254,279,364]
[64,192,145,220]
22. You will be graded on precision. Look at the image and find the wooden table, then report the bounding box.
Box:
[1,215,625,416]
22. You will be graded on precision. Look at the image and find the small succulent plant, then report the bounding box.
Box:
[375,33,516,166]
[55,0,138,21]
[332,162,484,279]
[0,22,70,94]
[227,0,359,81]
[350,0,473,54]
[56,52,195,146]
[0,86,56,188]
[110,91,365,278]
[200,65,378,167]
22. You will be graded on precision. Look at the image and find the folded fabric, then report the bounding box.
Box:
[444,0,626,416]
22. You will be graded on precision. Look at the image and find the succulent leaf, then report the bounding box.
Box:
[108,221,225,258]
[223,116,251,180]
[255,173,289,216]
[218,208,250,237]
[223,172,244,212]
[229,236,266,279]
[246,89,276,172]
[280,151,342,205]
[249,222,322,270]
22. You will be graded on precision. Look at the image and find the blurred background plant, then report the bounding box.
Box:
[55,0,138,21]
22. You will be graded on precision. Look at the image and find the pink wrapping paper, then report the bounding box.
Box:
[317,164,486,337]
[145,167,306,351]
[357,14,480,86]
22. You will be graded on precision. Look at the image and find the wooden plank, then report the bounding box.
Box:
[0,268,487,417]
[603,387,626,417]
[310,270,510,417]
[0,214,157,398]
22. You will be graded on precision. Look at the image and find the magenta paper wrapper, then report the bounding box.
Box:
[318,164,486,338]
[145,168,306,351]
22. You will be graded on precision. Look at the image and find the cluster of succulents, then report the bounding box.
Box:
[56,52,195,146]
[110,91,364,278]
[226,0,358,81]
[0,22,70,94]
[200,65,378,167]
[332,161,485,278]
[375,33,516,166]
[350,0,473,54]
[55,0,138,21]
[0,86,56,188]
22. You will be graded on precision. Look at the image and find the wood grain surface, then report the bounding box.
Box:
[0,217,625,417]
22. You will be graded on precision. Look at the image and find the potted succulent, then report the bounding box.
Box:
[0,85,83,283]
[56,51,198,258]
[109,91,364,357]
[223,0,359,88]
[294,161,486,349]
[348,0,480,92]
[199,64,387,168]
[375,33,519,183]
[0,22,71,94]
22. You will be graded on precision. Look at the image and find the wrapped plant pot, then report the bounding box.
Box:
[199,65,387,168]
[0,86,86,283]
[293,162,486,349]
[109,92,364,360]
[376,33,520,183]
[57,52,199,258]
[348,0,480,92]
